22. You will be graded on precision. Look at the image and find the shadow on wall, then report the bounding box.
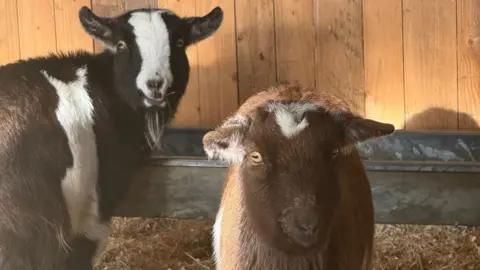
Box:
[404,107,479,130]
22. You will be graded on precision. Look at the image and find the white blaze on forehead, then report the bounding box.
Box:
[129,11,173,105]
[265,102,318,138]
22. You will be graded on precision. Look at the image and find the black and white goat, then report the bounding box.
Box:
[0,5,223,270]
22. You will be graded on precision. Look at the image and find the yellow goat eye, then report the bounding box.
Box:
[249,152,263,163]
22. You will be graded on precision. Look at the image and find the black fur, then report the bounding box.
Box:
[0,6,223,270]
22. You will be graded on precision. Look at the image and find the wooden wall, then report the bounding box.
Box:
[1,0,480,130]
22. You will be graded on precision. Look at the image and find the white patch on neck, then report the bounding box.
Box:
[266,102,318,138]
[129,11,173,108]
[41,67,108,263]
[212,206,223,269]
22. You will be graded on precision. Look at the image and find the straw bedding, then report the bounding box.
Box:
[94,217,480,270]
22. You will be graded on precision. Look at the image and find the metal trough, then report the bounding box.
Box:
[115,128,480,226]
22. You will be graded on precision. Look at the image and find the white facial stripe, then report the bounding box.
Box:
[41,68,104,242]
[266,102,318,138]
[129,11,173,106]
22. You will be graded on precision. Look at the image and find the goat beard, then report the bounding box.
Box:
[144,108,168,151]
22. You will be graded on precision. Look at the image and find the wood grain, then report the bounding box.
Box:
[275,0,315,87]
[54,0,94,53]
[17,0,57,59]
[457,0,480,130]
[158,0,201,127]
[403,0,457,130]
[197,0,238,127]
[363,0,405,129]
[235,0,276,103]
[126,0,157,10]
[0,0,20,65]
[92,0,125,53]
[314,0,366,116]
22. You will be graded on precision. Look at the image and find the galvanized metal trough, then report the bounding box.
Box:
[115,128,480,226]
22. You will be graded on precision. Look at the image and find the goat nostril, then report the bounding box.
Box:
[295,221,319,235]
[147,79,164,91]
[311,224,319,234]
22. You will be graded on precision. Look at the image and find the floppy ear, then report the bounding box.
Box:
[202,114,251,165]
[333,112,395,146]
[79,6,117,51]
[183,6,224,45]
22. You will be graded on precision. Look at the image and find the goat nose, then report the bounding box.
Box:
[294,218,319,237]
[146,79,164,92]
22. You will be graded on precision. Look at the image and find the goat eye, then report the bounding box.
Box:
[249,152,263,163]
[117,41,127,50]
[176,38,184,47]
[332,149,339,159]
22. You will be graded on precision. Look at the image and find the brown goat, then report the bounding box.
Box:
[203,84,395,270]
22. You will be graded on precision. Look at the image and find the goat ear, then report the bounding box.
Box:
[79,6,116,49]
[202,115,251,165]
[334,113,395,146]
[184,7,223,45]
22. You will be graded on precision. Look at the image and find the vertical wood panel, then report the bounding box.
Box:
[275,0,315,86]
[403,0,457,130]
[197,0,238,127]
[457,0,480,129]
[126,0,156,10]
[6,0,470,132]
[236,0,276,103]
[0,0,20,65]
[363,0,404,128]
[54,0,94,53]
[17,0,57,59]
[314,0,365,116]
[92,0,125,53]
[158,0,201,127]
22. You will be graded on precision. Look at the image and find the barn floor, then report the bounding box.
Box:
[95,217,480,270]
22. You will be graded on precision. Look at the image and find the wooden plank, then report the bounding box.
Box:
[92,0,125,53]
[235,0,276,103]
[17,0,57,59]
[54,0,94,53]
[158,0,201,127]
[197,0,238,127]
[363,0,405,129]
[115,161,480,226]
[0,0,20,65]
[403,0,457,130]
[126,0,157,10]
[457,0,480,130]
[314,0,365,116]
[275,0,315,87]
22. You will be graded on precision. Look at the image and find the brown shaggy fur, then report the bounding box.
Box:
[203,83,395,270]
